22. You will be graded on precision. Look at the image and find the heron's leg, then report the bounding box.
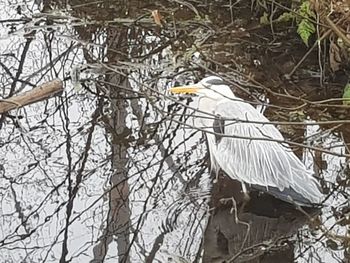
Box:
[213,169,219,183]
[239,183,250,216]
[241,182,250,202]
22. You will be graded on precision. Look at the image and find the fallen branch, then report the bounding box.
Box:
[0,79,63,114]
[325,16,350,47]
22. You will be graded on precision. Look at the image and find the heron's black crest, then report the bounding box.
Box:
[204,78,226,86]
[213,115,225,144]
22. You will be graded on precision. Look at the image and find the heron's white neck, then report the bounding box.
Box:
[198,96,217,115]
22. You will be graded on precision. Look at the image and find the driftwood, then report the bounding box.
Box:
[0,79,63,114]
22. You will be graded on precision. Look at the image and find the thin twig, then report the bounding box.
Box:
[286,29,332,78]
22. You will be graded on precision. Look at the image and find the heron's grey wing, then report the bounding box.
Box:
[207,99,322,204]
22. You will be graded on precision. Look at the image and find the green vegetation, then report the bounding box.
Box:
[259,1,317,46]
[296,1,316,46]
[342,83,350,105]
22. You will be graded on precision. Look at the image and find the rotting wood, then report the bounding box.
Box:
[0,79,63,114]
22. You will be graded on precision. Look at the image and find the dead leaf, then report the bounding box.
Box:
[151,10,163,26]
[329,40,342,72]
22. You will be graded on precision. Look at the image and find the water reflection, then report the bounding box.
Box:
[204,176,321,263]
[0,0,349,262]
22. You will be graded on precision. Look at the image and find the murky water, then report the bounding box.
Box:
[0,1,349,263]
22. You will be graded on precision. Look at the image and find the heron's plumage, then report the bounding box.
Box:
[171,76,323,206]
[205,99,322,204]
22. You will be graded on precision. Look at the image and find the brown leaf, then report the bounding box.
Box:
[329,41,342,72]
[151,10,163,26]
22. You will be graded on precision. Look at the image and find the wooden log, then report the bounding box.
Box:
[0,79,63,114]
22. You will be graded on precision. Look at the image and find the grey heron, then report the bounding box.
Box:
[170,76,323,206]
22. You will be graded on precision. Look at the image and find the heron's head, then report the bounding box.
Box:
[170,76,235,100]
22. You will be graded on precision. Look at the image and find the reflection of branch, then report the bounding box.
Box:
[60,97,103,263]
[145,232,165,263]
[20,43,77,90]
[91,74,132,263]
[0,18,30,23]
[228,237,289,263]
[10,38,32,96]
[0,38,32,129]
[10,184,30,234]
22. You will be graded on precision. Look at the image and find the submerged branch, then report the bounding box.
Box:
[0,79,63,114]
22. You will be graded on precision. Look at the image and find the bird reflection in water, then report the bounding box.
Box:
[203,173,321,263]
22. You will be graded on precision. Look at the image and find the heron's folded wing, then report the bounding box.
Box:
[209,100,322,204]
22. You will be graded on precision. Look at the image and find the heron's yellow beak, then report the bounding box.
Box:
[169,85,199,94]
